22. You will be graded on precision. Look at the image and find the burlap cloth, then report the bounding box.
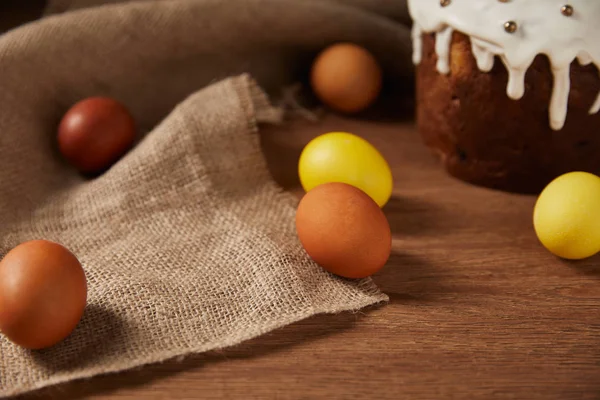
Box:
[0,0,413,397]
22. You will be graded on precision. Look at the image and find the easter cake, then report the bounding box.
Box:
[408,0,600,194]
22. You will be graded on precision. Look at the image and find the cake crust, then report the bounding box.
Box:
[417,32,600,194]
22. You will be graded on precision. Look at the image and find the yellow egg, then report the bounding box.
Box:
[533,171,600,260]
[298,132,393,207]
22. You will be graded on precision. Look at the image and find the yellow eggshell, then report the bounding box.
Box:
[533,171,600,260]
[298,132,393,207]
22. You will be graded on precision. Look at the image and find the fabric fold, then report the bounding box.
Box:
[0,72,387,398]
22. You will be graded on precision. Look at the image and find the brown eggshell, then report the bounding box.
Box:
[310,43,383,114]
[0,240,87,349]
[295,182,391,279]
[58,96,136,174]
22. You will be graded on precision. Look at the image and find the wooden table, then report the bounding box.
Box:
[15,113,600,399]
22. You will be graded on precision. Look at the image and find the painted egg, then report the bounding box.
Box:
[295,182,392,279]
[58,97,136,174]
[0,240,87,349]
[310,43,382,113]
[298,132,393,207]
[533,171,600,260]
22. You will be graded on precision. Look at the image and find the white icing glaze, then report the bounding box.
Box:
[408,0,600,131]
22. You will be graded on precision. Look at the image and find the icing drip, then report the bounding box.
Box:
[578,51,593,66]
[590,90,600,114]
[434,26,454,74]
[407,0,600,131]
[503,58,526,100]
[471,42,494,72]
[412,23,423,65]
[550,67,571,130]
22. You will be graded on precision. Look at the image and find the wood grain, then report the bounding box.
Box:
[14,113,600,400]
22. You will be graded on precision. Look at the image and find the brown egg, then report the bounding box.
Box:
[295,182,391,279]
[310,43,383,114]
[58,97,136,174]
[0,240,87,349]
